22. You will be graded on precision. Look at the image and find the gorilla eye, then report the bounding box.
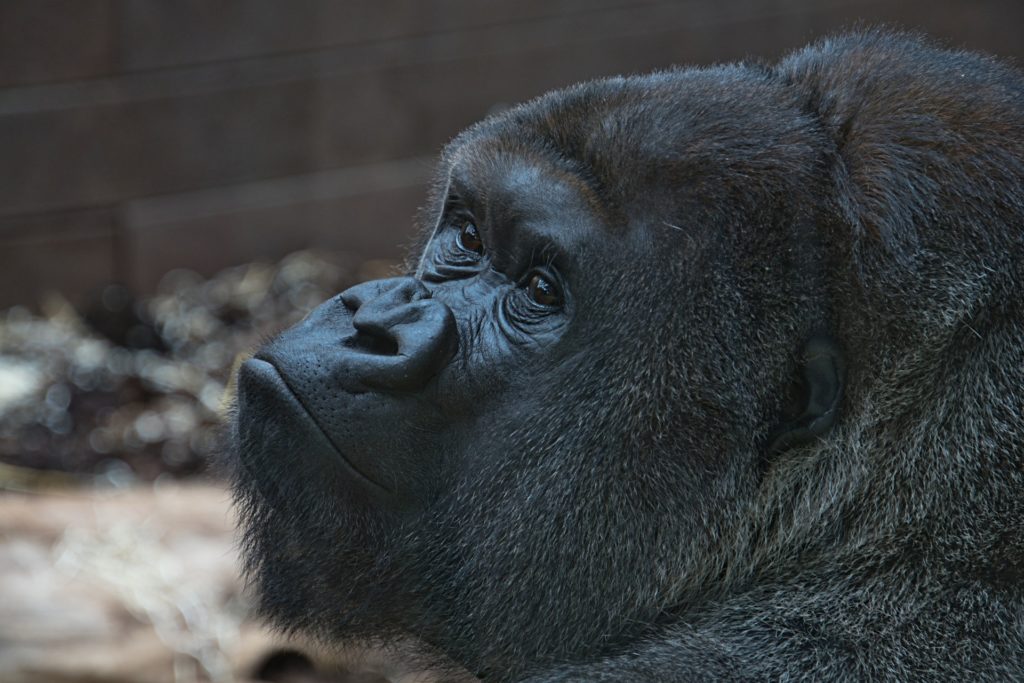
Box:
[527,272,562,307]
[457,221,484,255]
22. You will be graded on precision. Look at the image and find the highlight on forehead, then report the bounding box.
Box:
[445,132,612,228]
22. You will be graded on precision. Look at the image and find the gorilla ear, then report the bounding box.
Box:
[766,335,845,455]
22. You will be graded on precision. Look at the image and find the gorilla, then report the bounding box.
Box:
[229,30,1024,681]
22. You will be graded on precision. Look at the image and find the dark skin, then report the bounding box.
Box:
[230,30,1024,681]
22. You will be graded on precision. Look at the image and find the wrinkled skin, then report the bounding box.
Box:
[230,31,1024,681]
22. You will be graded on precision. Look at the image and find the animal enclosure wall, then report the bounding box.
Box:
[1,0,1021,309]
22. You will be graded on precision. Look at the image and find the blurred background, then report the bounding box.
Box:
[0,2,1021,681]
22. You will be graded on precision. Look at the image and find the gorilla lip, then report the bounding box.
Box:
[238,357,391,494]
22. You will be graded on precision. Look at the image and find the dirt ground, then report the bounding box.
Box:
[0,482,453,683]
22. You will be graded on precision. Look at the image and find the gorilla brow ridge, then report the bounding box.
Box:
[532,132,621,229]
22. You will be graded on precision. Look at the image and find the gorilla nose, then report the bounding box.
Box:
[339,277,457,391]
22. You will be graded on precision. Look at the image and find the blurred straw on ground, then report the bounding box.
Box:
[0,483,448,682]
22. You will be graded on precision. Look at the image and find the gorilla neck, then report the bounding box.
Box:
[746,301,1024,580]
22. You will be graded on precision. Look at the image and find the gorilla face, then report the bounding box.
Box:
[232,66,847,675]
[243,151,601,505]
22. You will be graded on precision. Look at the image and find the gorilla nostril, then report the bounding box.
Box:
[339,291,360,313]
[345,330,399,356]
[332,276,456,391]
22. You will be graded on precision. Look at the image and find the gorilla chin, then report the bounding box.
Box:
[229,29,1024,682]
[235,358,385,499]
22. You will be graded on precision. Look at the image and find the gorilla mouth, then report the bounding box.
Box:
[237,358,391,494]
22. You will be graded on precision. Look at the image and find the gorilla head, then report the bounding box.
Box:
[230,31,1024,681]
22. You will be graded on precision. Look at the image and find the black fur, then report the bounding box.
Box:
[229,30,1024,681]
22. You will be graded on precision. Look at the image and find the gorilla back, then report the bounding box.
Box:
[230,31,1024,681]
